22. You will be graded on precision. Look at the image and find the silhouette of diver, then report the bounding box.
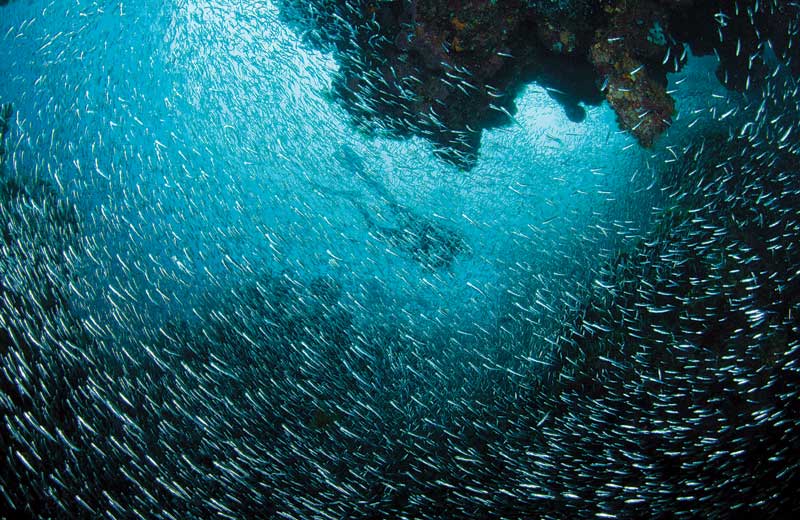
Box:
[336,145,468,270]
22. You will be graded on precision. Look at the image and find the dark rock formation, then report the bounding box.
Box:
[0,103,11,163]
[589,1,681,147]
[279,0,800,168]
[668,0,800,91]
[280,1,607,168]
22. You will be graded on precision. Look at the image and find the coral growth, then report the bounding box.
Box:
[279,0,798,165]
[281,0,605,168]
[589,1,680,146]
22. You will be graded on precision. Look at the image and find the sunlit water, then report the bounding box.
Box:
[2,1,790,518]
[0,0,734,343]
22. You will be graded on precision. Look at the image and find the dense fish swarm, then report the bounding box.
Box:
[1,0,799,519]
[278,0,800,167]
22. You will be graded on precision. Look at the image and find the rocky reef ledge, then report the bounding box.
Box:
[279,0,799,168]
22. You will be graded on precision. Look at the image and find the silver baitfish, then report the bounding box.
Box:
[1,1,799,519]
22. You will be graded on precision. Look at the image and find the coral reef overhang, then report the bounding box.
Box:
[278,0,800,168]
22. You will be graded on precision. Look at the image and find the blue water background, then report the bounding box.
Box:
[0,0,737,350]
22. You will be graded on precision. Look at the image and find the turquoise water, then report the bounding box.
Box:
[1,1,798,518]
[0,0,731,340]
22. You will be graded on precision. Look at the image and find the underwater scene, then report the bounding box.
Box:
[0,0,799,518]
